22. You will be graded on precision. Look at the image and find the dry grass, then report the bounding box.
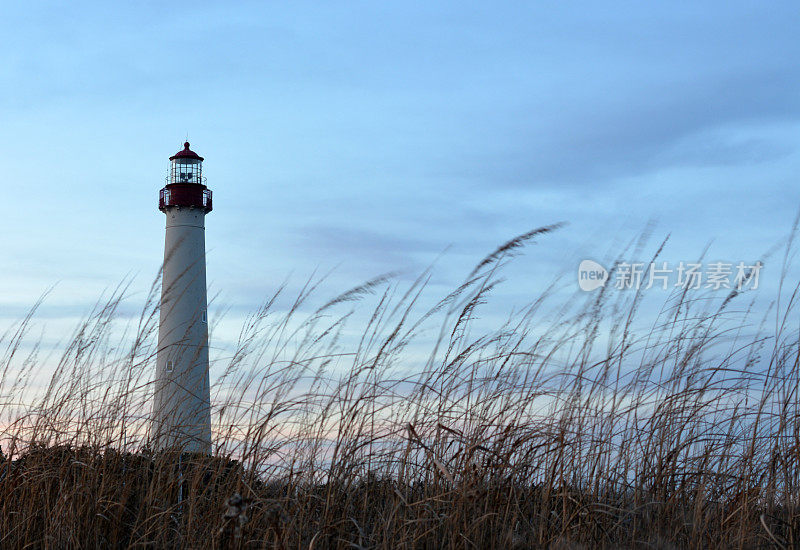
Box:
[0,227,798,549]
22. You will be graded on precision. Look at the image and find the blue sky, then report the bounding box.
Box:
[1,2,799,350]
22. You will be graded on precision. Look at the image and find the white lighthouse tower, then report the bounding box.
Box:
[153,142,213,454]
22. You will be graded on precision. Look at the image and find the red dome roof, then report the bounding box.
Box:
[169,142,204,161]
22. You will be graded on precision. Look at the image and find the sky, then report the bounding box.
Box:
[1,1,799,357]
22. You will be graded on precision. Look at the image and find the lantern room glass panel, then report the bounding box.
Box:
[170,159,203,184]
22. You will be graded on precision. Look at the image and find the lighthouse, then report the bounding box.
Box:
[153,142,213,454]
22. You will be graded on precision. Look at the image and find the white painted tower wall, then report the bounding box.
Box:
[153,203,212,453]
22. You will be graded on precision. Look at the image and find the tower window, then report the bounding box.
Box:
[202,309,207,323]
[166,360,174,373]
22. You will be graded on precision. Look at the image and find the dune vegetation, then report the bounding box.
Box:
[0,225,798,549]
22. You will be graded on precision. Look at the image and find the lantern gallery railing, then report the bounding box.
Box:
[159,186,213,213]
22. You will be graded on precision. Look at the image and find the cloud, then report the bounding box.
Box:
[291,225,446,270]
[441,69,800,188]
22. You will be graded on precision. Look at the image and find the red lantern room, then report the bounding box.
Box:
[159,142,213,213]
